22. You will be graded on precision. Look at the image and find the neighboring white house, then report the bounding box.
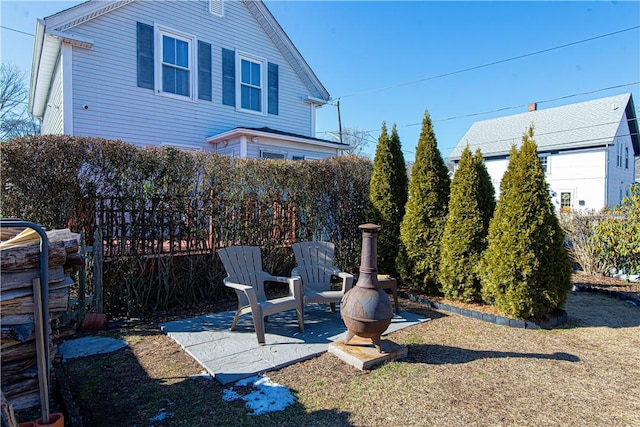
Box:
[28,0,348,159]
[448,93,639,211]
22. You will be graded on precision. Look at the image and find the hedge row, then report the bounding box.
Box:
[1,136,372,315]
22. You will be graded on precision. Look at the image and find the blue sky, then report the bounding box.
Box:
[2,1,639,162]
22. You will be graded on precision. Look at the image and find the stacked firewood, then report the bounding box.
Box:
[0,228,81,411]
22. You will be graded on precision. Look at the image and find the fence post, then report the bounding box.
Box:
[76,232,87,322]
[92,228,103,314]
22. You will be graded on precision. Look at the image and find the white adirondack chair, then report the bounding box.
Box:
[292,241,354,312]
[218,245,304,345]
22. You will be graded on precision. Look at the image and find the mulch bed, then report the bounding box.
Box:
[571,271,640,302]
[397,272,640,319]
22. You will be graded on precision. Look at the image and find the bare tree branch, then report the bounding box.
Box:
[320,127,374,156]
[0,63,39,141]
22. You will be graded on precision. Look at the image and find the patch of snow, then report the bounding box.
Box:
[222,388,242,401]
[223,375,296,415]
[612,273,640,282]
[235,376,256,387]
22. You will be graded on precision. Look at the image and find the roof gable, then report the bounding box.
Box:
[29,0,329,115]
[449,93,639,160]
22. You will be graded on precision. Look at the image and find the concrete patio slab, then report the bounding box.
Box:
[160,305,429,384]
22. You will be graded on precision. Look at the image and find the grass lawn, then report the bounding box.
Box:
[37,278,640,426]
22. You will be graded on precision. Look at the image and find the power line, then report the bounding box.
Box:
[0,26,34,37]
[445,125,633,154]
[411,82,640,129]
[319,82,640,143]
[333,26,639,101]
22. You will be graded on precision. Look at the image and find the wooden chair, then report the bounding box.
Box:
[218,246,304,345]
[292,241,354,312]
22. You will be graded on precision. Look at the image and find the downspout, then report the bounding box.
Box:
[28,19,46,117]
[604,143,609,207]
[61,43,74,135]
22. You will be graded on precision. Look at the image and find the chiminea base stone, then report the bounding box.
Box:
[328,336,407,370]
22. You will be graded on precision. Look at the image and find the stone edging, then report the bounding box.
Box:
[398,291,567,330]
[571,284,640,307]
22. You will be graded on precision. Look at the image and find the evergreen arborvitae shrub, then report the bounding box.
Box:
[478,126,572,319]
[366,123,408,277]
[474,148,496,233]
[439,145,489,302]
[397,110,450,293]
[389,125,409,217]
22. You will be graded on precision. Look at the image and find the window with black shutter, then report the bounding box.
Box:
[137,22,154,89]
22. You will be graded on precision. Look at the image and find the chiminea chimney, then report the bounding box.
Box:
[528,103,537,112]
[340,224,393,353]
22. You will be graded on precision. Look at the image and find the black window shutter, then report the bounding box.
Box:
[222,48,235,106]
[268,62,278,115]
[198,41,212,101]
[136,22,154,89]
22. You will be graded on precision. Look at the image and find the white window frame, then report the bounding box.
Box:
[560,191,572,212]
[260,148,286,159]
[616,143,623,168]
[154,25,197,102]
[539,154,550,174]
[236,51,267,115]
[625,145,630,169]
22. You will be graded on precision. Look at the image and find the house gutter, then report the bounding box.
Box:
[206,128,345,150]
[303,96,327,106]
[29,26,94,119]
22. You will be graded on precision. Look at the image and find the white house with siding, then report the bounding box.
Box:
[448,93,639,211]
[28,0,347,159]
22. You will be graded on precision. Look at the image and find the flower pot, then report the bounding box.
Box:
[19,412,64,427]
[80,313,106,331]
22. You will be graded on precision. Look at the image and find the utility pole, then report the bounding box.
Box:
[336,99,343,144]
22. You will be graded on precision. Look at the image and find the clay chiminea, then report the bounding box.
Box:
[340,224,394,353]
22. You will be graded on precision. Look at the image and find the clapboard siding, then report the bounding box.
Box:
[483,148,624,211]
[41,57,64,135]
[61,0,314,149]
[546,149,606,210]
[607,114,636,206]
[213,143,239,157]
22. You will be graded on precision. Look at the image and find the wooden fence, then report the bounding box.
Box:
[95,195,315,259]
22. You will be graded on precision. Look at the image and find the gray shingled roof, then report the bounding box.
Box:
[449,93,638,160]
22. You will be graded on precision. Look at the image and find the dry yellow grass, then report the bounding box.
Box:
[54,289,640,427]
[270,292,640,426]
